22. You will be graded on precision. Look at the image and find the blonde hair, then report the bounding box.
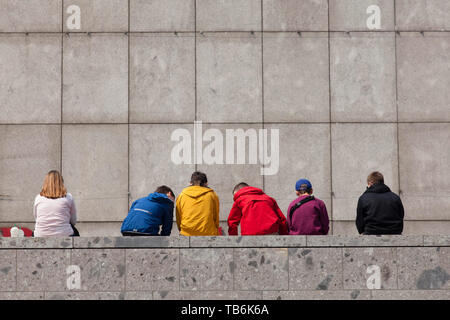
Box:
[40,170,67,199]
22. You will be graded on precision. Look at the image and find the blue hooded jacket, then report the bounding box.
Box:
[121,193,174,236]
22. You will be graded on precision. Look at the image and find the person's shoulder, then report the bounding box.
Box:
[288,197,299,206]
[65,193,75,201]
[388,191,402,200]
[210,189,219,199]
[313,197,326,205]
[358,192,370,200]
[34,194,43,203]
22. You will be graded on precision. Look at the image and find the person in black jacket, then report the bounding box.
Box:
[356,171,404,235]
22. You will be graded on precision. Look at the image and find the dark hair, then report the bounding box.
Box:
[297,184,312,195]
[367,171,384,185]
[233,182,249,194]
[155,185,175,198]
[190,171,208,187]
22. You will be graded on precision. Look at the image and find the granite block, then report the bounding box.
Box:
[180,248,233,290]
[343,247,398,289]
[288,247,343,290]
[16,249,71,291]
[234,248,289,290]
[0,250,16,291]
[71,249,126,291]
[397,247,450,290]
[126,249,179,290]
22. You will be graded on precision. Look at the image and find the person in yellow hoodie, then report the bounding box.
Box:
[176,171,220,236]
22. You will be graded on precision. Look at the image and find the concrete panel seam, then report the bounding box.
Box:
[328,0,334,232]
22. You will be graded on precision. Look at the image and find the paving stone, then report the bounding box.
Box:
[0,250,16,291]
[397,247,450,290]
[234,248,289,290]
[343,247,398,289]
[126,249,179,291]
[180,248,233,290]
[71,249,126,291]
[263,290,371,300]
[16,249,71,291]
[289,248,343,290]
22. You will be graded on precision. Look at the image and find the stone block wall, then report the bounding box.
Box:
[0,235,449,300]
[0,1,449,236]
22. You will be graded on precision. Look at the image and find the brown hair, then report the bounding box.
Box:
[233,182,249,194]
[155,185,175,198]
[297,184,312,195]
[190,171,208,187]
[367,171,384,185]
[40,170,67,199]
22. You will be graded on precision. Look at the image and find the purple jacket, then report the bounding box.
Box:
[287,195,329,235]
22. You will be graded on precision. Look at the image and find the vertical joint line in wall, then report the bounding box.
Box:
[232,248,235,291]
[341,247,344,292]
[60,1,64,174]
[261,0,265,191]
[124,249,127,293]
[287,248,290,291]
[178,248,181,292]
[394,0,401,197]
[327,0,333,234]
[15,250,17,293]
[194,0,198,172]
[127,0,131,205]
[395,247,399,291]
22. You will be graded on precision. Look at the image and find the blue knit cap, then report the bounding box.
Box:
[295,179,312,191]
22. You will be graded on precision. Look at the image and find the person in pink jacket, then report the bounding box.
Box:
[287,179,329,235]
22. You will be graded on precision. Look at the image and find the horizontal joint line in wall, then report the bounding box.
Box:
[1,30,450,35]
[18,122,450,125]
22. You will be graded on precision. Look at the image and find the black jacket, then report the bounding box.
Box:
[356,183,404,235]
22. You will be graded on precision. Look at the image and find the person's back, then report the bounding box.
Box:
[121,186,174,236]
[228,183,288,235]
[176,172,219,236]
[34,171,77,237]
[287,179,329,235]
[356,172,404,235]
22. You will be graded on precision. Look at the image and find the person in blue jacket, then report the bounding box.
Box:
[121,186,175,236]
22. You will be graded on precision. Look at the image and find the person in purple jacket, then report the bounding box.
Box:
[287,179,329,235]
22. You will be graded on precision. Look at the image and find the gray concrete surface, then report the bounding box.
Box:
[0,0,449,236]
[0,235,449,299]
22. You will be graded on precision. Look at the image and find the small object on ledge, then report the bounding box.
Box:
[0,226,33,237]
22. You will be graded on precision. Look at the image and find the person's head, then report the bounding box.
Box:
[295,178,313,196]
[40,170,67,199]
[155,185,175,201]
[232,182,249,195]
[367,171,384,187]
[190,171,208,187]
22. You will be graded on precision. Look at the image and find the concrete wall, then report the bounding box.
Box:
[0,235,449,300]
[0,1,450,236]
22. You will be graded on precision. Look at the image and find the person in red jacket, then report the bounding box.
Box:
[227,182,288,235]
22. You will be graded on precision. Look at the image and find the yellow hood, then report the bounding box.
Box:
[176,186,220,236]
[181,186,214,198]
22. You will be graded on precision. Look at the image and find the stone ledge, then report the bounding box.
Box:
[73,236,189,248]
[3,290,449,300]
[0,235,449,249]
[189,236,307,248]
[424,235,450,246]
[0,237,73,249]
[305,235,426,247]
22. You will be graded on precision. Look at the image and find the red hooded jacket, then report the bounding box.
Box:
[227,186,288,235]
